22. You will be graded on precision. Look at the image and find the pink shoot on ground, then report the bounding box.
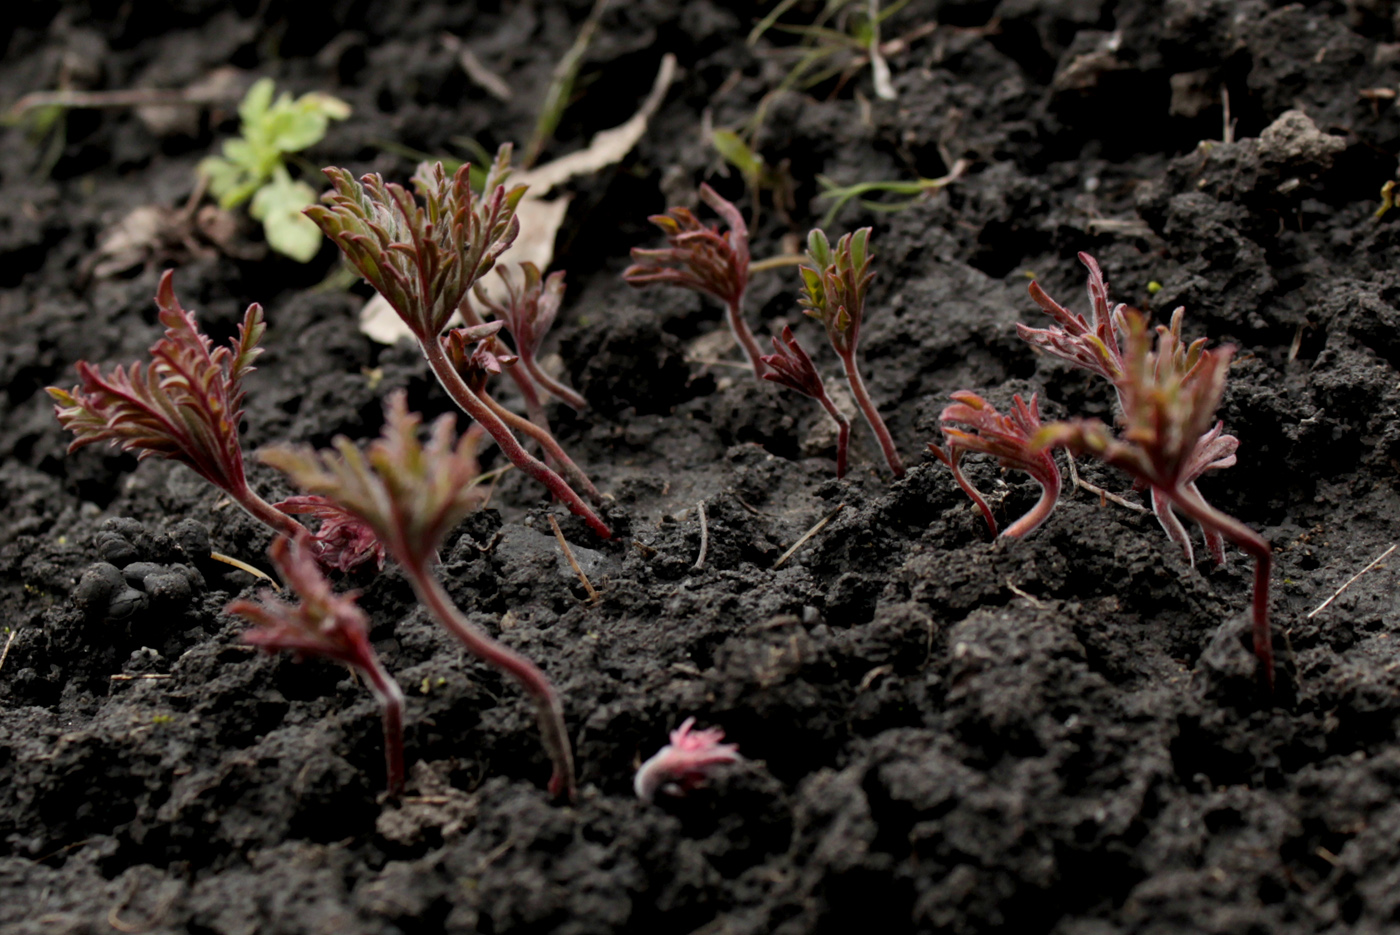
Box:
[230,534,406,795]
[634,717,742,803]
[259,391,577,801]
[930,392,1061,539]
[306,149,611,539]
[1034,311,1274,687]
[47,270,305,544]
[761,325,851,477]
[797,227,904,477]
[623,183,768,378]
[1023,255,1240,567]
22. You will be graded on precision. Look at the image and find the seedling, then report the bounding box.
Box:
[634,718,741,803]
[274,496,388,573]
[929,392,1060,538]
[471,262,587,412]
[230,534,405,794]
[814,158,968,227]
[1036,311,1274,686]
[1022,255,1240,567]
[624,184,769,378]
[797,227,905,477]
[305,151,611,539]
[761,325,851,477]
[260,391,577,800]
[442,322,603,505]
[48,271,305,544]
[198,78,350,262]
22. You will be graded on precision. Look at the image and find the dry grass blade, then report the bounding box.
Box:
[774,503,845,568]
[548,514,600,601]
[1307,543,1396,619]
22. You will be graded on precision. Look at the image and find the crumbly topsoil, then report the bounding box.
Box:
[2,2,1399,933]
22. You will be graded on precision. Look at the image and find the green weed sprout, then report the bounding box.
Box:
[198,78,350,262]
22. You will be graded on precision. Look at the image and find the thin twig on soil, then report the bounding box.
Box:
[692,501,710,571]
[1006,578,1044,608]
[0,629,15,676]
[1064,451,1149,514]
[774,503,844,569]
[109,674,173,681]
[209,551,279,588]
[548,515,600,602]
[1307,543,1396,619]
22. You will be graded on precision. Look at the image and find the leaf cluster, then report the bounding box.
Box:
[48,271,263,494]
[306,153,524,342]
[198,78,350,262]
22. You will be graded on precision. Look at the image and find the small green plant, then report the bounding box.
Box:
[198,78,350,262]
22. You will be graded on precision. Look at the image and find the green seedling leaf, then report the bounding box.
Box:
[251,171,322,262]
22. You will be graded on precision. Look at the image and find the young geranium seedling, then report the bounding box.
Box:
[198,78,351,262]
[797,227,905,478]
[760,325,850,477]
[634,718,741,803]
[1023,255,1240,568]
[306,150,611,540]
[48,271,305,544]
[624,184,769,378]
[229,534,405,794]
[929,392,1061,539]
[1036,311,1275,686]
[260,391,577,801]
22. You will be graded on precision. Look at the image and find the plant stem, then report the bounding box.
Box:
[422,339,612,539]
[362,658,406,796]
[233,486,308,542]
[503,363,552,437]
[1003,465,1061,538]
[841,352,904,477]
[403,561,576,802]
[479,388,603,504]
[727,299,769,379]
[947,456,997,536]
[522,354,587,412]
[1167,485,1274,688]
[814,393,850,479]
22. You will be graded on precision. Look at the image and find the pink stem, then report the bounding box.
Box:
[362,658,406,796]
[814,393,850,478]
[403,560,576,802]
[948,456,998,537]
[1003,466,1061,539]
[727,299,769,379]
[479,389,603,505]
[1165,485,1274,689]
[421,339,612,539]
[233,486,309,542]
[841,352,904,477]
[522,354,587,412]
[504,363,551,439]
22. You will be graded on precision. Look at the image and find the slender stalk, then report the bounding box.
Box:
[403,561,576,801]
[841,353,904,477]
[504,363,551,436]
[727,299,769,379]
[1003,461,1060,538]
[233,486,308,542]
[362,660,406,796]
[814,393,850,479]
[947,456,997,536]
[421,339,612,539]
[478,389,603,504]
[522,355,587,412]
[1166,485,1274,688]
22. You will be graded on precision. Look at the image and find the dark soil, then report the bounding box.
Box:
[3,1,1399,932]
